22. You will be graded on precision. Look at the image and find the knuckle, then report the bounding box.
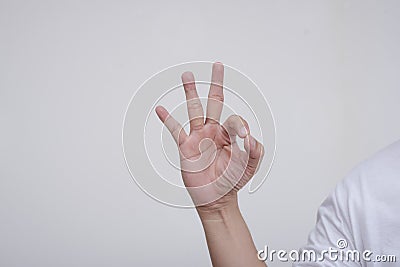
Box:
[238,115,248,125]
[230,115,248,129]
[171,125,180,136]
[255,145,263,159]
[209,93,224,102]
[190,123,203,131]
[183,83,196,92]
[226,114,238,126]
[170,123,181,136]
[227,114,237,121]
[188,101,203,111]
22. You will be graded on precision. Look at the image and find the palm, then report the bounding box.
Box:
[179,124,246,189]
[156,63,263,206]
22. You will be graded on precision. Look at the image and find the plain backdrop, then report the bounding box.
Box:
[1,1,400,266]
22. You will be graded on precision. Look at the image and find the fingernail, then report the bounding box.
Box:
[239,127,247,137]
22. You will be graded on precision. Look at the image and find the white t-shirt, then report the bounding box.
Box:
[294,140,400,266]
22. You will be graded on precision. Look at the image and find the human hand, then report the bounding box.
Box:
[155,62,264,210]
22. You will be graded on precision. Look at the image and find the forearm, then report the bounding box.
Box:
[197,195,267,267]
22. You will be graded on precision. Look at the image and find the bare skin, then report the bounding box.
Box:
[155,62,267,267]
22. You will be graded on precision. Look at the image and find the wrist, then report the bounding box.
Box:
[196,192,240,222]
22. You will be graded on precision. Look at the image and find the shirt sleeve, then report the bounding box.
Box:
[293,168,363,267]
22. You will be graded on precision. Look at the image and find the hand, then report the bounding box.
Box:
[155,62,264,209]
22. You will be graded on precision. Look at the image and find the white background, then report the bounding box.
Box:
[1,1,400,266]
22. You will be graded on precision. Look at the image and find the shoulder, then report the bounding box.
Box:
[339,139,400,202]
